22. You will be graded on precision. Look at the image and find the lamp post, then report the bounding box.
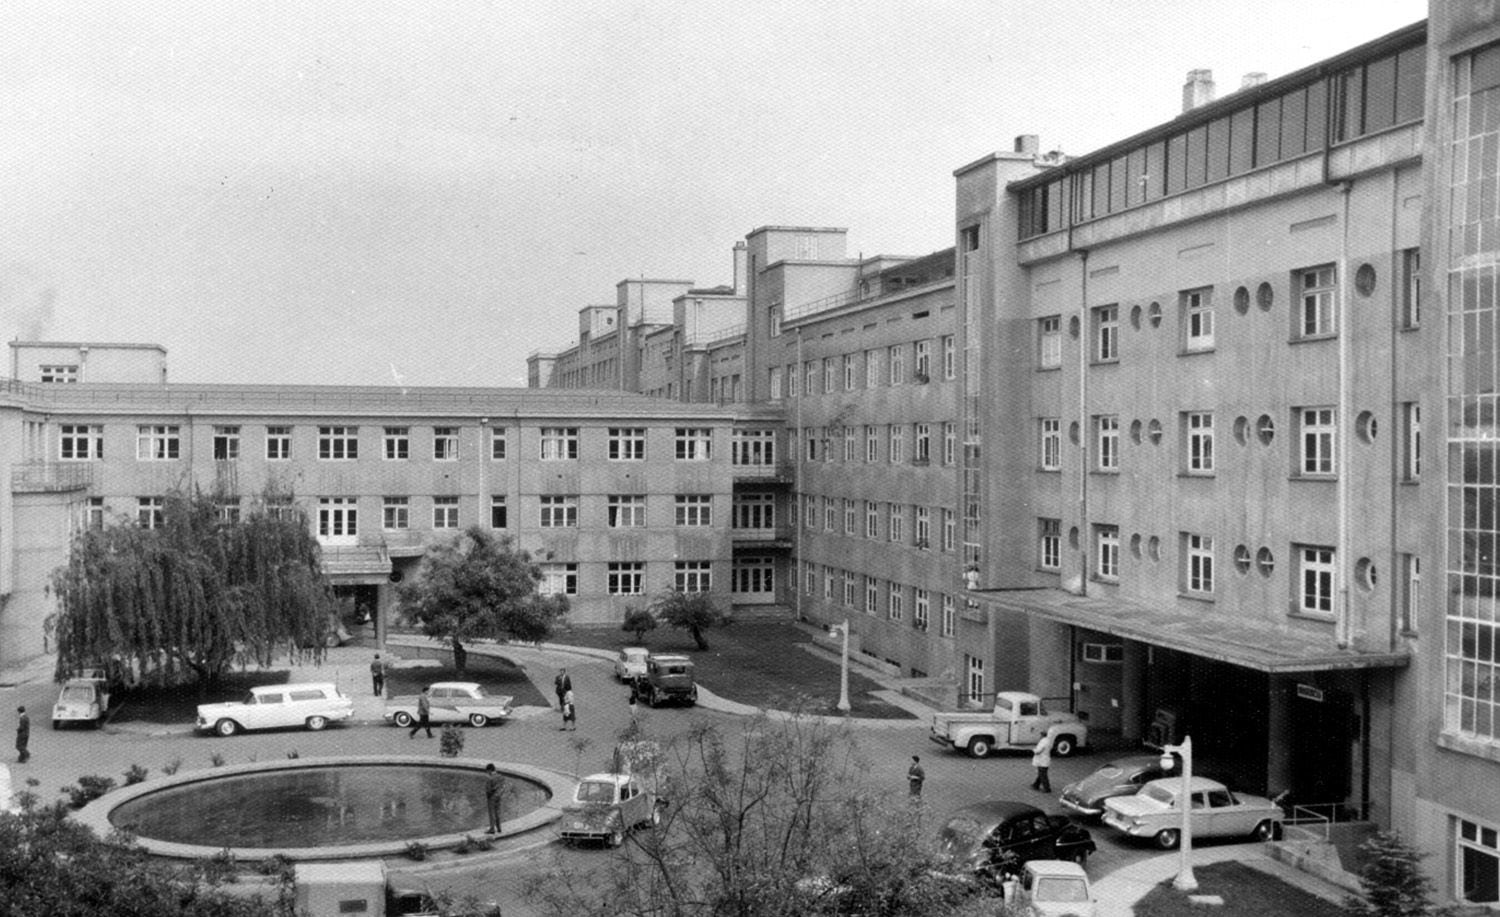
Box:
[829,619,851,714]
[1158,735,1197,892]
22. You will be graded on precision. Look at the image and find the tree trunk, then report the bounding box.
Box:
[452,640,468,675]
[690,626,709,651]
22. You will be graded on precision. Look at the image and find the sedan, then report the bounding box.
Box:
[1059,754,1181,820]
[383,682,514,728]
[938,800,1096,880]
[614,647,650,683]
[1102,776,1283,849]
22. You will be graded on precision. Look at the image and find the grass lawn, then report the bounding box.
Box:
[109,670,292,725]
[552,621,917,720]
[382,652,549,707]
[1131,861,1346,917]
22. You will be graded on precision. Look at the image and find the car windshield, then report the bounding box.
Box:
[1142,784,1177,805]
[1096,764,1124,778]
[625,650,648,662]
[577,781,618,804]
[468,686,487,697]
[59,686,94,701]
[1034,877,1089,902]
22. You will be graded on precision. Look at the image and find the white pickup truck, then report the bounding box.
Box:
[930,691,1088,759]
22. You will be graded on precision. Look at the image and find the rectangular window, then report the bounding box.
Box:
[865,349,880,387]
[432,496,460,529]
[965,655,985,705]
[538,563,578,596]
[824,496,837,532]
[60,424,103,461]
[1183,533,1214,596]
[865,501,879,539]
[1401,248,1421,329]
[137,496,163,529]
[818,357,832,394]
[943,422,956,466]
[732,430,775,467]
[844,498,856,535]
[266,426,291,461]
[383,497,409,530]
[1040,418,1061,471]
[540,427,579,460]
[914,588,930,630]
[608,495,646,528]
[805,361,817,396]
[804,494,817,529]
[675,494,712,527]
[609,427,646,460]
[490,427,508,460]
[941,594,956,637]
[84,496,105,529]
[1456,819,1500,906]
[675,427,712,461]
[218,497,243,524]
[769,366,783,401]
[914,424,931,463]
[212,426,240,461]
[804,561,817,596]
[914,340,932,381]
[888,344,906,385]
[1185,412,1214,474]
[1038,315,1063,369]
[39,364,78,383]
[888,582,905,621]
[1398,553,1420,635]
[1182,288,1214,351]
[805,428,821,463]
[384,426,410,460]
[1082,643,1125,663]
[318,497,358,540]
[915,506,931,548]
[1095,415,1120,471]
[1096,525,1120,581]
[841,354,855,391]
[734,493,775,530]
[865,425,879,463]
[1402,402,1421,481]
[433,427,458,461]
[675,561,711,593]
[318,426,358,461]
[1040,518,1061,570]
[1295,265,1337,338]
[865,577,880,615]
[942,334,956,380]
[490,496,508,529]
[942,508,956,552]
[888,425,905,464]
[136,425,181,461]
[843,571,857,608]
[608,562,644,596]
[1297,407,1336,477]
[539,495,578,528]
[843,427,856,462]
[1296,545,1335,616]
[888,503,905,543]
[732,558,774,595]
[1094,305,1119,362]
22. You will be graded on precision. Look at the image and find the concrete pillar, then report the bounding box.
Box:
[1121,641,1147,741]
[1266,677,1293,797]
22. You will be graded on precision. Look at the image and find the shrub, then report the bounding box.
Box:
[456,834,493,854]
[209,752,226,768]
[63,775,117,809]
[621,607,658,643]
[161,758,182,776]
[286,749,300,760]
[122,764,149,786]
[440,723,465,758]
[1345,830,1452,917]
[404,841,429,861]
[258,854,295,879]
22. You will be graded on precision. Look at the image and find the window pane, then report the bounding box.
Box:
[1395,46,1425,124]
[1206,117,1231,183]
[1184,125,1208,188]
[1281,87,1308,157]
[1229,106,1256,175]
[1363,54,1398,133]
[1256,97,1283,165]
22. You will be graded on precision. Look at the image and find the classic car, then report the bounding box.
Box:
[614,647,650,683]
[1059,753,1183,819]
[938,800,1096,879]
[1008,860,1096,917]
[1101,776,1283,849]
[558,772,664,847]
[383,682,514,728]
[641,654,697,707]
[52,674,111,729]
[196,682,354,736]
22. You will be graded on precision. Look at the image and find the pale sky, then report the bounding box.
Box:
[0,1,1428,387]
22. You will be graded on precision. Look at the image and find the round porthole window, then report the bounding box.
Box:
[1232,416,1250,445]
[1147,419,1163,444]
[1148,301,1162,327]
[1130,304,1143,329]
[1068,315,1081,338]
[1356,557,1378,591]
[1355,263,1377,297]
[1356,410,1378,444]
[1234,286,1250,315]
[1256,282,1274,312]
[1068,421,1080,445]
[1129,419,1143,444]
[1256,414,1275,445]
[1147,536,1161,561]
[1234,545,1252,573]
[1256,547,1275,576]
[1130,533,1143,559]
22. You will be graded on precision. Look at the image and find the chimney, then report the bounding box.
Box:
[732,241,748,295]
[1182,69,1216,113]
[1014,134,1040,155]
[1241,72,1267,91]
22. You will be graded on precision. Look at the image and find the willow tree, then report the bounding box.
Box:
[396,526,568,674]
[50,488,337,690]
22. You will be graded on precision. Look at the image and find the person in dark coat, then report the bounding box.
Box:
[907,755,925,798]
[408,687,433,738]
[370,653,387,696]
[554,669,572,709]
[15,706,30,763]
[484,763,505,834]
[561,688,576,731]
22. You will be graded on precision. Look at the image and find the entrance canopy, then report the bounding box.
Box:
[971,587,1409,673]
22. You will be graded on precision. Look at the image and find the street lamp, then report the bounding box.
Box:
[1157,735,1197,892]
[829,619,851,714]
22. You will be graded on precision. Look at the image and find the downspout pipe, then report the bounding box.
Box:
[1321,66,1353,650]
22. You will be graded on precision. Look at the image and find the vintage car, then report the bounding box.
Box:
[1059,753,1183,819]
[558,772,664,847]
[938,800,1096,879]
[196,682,354,736]
[1101,775,1283,849]
[52,674,111,729]
[613,647,650,683]
[1007,860,1096,917]
[383,682,514,728]
[641,654,697,707]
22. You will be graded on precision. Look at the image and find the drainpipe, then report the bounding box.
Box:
[1334,183,1353,649]
[795,326,804,623]
[1076,248,1090,593]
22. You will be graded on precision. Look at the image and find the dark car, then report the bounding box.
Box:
[937,801,1096,880]
[642,654,698,707]
[1059,754,1182,820]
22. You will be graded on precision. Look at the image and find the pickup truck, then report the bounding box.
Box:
[930,691,1088,759]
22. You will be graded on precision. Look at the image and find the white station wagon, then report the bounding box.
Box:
[196,682,354,736]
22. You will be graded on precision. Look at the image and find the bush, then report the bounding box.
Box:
[122,764,149,786]
[440,723,465,758]
[621,607,657,643]
[63,774,117,809]
[258,853,295,878]
[1345,831,1452,917]
[456,834,493,854]
[404,841,429,861]
[161,758,182,776]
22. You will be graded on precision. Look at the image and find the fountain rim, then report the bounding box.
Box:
[74,755,574,862]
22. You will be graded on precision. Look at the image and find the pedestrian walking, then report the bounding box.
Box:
[370,653,386,696]
[484,763,504,835]
[15,706,29,764]
[907,755,925,798]
[554,668,572,709]
[627,683,639,721]
[1030,732,1053,793]
[561,688,576,731]
[408,686,433,738]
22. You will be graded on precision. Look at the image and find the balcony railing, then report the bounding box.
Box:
[11,462,94,493]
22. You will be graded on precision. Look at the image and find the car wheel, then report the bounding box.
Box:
[1069,847,1089,866]
[967,737,993,759]
[607,826,624,848]
[1155,829,1181,850]
[1052,734,1077,757]
[469,713,489,728]
[393,712,413,728]
[215,718,239,737]
[324,632,340,648]
[306,715,328,731]
[52,720,61,730]
[1253,819,1278,842]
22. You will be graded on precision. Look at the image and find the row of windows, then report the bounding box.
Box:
[796,421,957,467]
[532,560,714,597]
[803,496,957,552]
[770,335,957,400]
[801,561,958,637]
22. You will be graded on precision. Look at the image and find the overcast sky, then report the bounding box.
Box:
[0,1,1428,388]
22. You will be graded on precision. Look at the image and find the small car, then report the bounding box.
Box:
[383,682,514,728]
[1008,859,1096,917]
[52,674,111,729]
[614,647,650,683]
[559,772,664,847]
[938,800,1096,879]
[641,654,697,707]
[1101,775,1283,849]
[1059,753,1183,820]
[196,682,354,736]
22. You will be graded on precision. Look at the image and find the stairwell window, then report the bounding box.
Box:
[1040,518,1061,571]
[1295,545,1336,617]
[1295,265,1337,339]
[1095,525,1120,582]
[1040,418,1061,471]
[1296,407,1337,477]
[1181,287,1214,351]
[1182,533,1215,597]
[1184,412,1214,475]
[1038,316,1062,369]
[1093,305,1120,363]
[1095,415,1120,472]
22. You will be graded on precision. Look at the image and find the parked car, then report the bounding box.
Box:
[938,801,1096,879]
[614,647,650,683]
[52,674,111,729]
[1101,776,1283,849]
[930,691,1088,759]
[641,654,697,707]
[1007,859,1096,917]
[196,682,354,736]
[558,772,664,847]
[383,682,514,728]
[1058,753,1183,820]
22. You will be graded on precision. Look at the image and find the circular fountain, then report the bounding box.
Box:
[75,756,571,861]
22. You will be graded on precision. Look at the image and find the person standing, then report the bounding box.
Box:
[907,755,925,798]
[370,653,386,696]
[627,683,639,722]
[1030,732,1053,793]
[15,706,29,764]
[561,688,576,731]
[408,686,433,738]
[484,763,504,835]
[554,668,572,709]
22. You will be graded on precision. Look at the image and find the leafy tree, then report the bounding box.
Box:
[1345,830,1452,917]
[396,526,568,674]
[650,589,729,651]
[621,607,657,643]
[50,488,336,691]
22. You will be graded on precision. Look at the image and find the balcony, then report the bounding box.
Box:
[11,461,94,493]
[731,526,794,551]
[731,460,794,484]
